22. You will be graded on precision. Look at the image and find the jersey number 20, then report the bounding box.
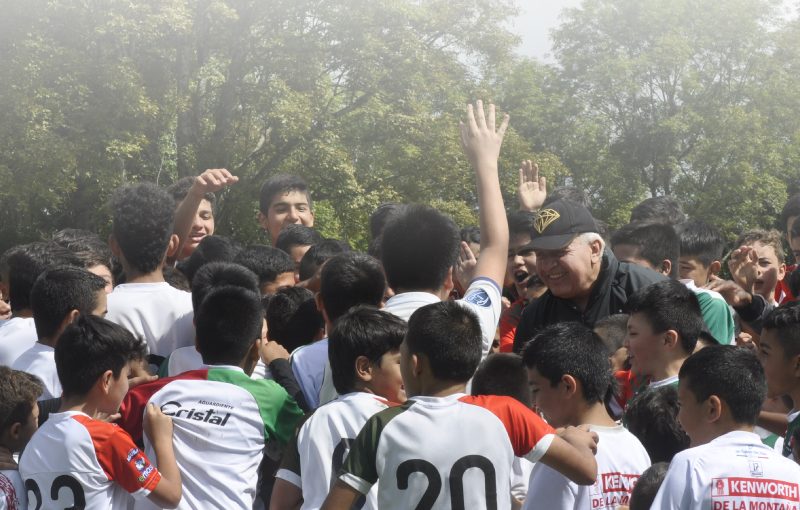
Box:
[396,455,497,510]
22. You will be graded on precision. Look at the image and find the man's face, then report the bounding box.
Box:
[678,256,711,287]
[506,233,544,297]
[526,367,568,427]
[748,241,785,301]
[534,237,600,301]
[259,191,314,244]
[677,378,709,446]
[758,328,798,399]
[624,312,664,379]
[181,198,215,259]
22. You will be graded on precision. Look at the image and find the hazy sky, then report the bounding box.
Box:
[511,0,582,61]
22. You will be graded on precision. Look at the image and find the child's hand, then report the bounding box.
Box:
[191,168,239,197]
[705,276,751,308]
[728,245,758,292]
[144,403,173,446]
[454,241,478,292]
[261,340,290,365]
[558,425,599,455]
[459,100,509,169]
[518,160,547,212]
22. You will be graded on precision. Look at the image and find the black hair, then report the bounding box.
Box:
[406,301,482,383]
[320,253,386,323]
[266,287,324,352]
[275,224,323,254]
[52,229,114,272]
[624,385,690,463]
[31,267,106,340]
[381,204,460,291]
[593,313,629,352]
[259,174,312,214]
[507,211,535,237]
[0,367,44,434]
[680,345,767,425]
[459,226,481,246]
[163,266,191,292]
[611,222,679,278]
[195,285,264,366]
[56,315,146,398]
[329,306,407,394]
[177,235,242,284]
[111,183,177,274]
[544,187,592,210]
[628,463,669,510]
[625,280,703,354]
[780,193,800,234]
[234,245,295,289]
[190,262,260,312]
[677,220,725,267]
[5,242,82,313]
[630,196,686,226]
[369,203,407,240]
[299,239,352,282]
[762,301,800,359]
[167,176,216,207]
[522,322,613,405]
[471,353,531,407]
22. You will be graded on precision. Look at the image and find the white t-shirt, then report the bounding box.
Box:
[0,317,37,367]
[0,470,26,510]
[166,346,271,379]
[524,424,651,509]
[290,338,336,409]
[651,430,800,509]
[19,411,161,510]
[649,375,679,389]
[277,392,393,509]
[11,343,59,399]
[384,277,503,359]
[510,457,534,503]
[105,282,194,357]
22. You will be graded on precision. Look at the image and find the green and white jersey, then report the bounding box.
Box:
[783,410,800,459]
[339,393,556,510]
[278,392,394,509]
[682,279,736,345]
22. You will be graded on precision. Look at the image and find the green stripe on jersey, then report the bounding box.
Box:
[207,367,304,445]
[783,413,800,458]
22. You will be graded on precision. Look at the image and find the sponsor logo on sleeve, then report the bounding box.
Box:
[125,448,140,462]
[711,477,800,510]
[463,289,491,308]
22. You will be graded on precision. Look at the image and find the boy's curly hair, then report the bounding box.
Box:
[111,183,175,274]
[0,366,43,434]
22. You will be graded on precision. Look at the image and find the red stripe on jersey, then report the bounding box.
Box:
[459,394,555,457]
[71,414,161,495]
[118,369,209,443]
[0,473,18,510]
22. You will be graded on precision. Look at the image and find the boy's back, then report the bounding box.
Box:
[20,411,161,509]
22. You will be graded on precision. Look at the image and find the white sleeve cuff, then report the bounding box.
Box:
[524,433,555,464]
[275,468,302,488]
[339,473,373,495]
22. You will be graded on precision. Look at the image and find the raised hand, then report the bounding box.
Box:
[191,168,239,196]
[728,245,758,293]
[454,241,478,292]
[518,159,547,212]
[459,100,509,169]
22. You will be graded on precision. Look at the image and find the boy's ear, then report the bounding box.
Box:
[709,260,722,276]
[7,421,22,441]
[443,267,455,295]
[791,354,800,378]
[256,211,269,231]
[99,369,115,395]
[663,329,679,349]
[659,259,672,277]
[355,355,372,383]
[165,234,180,258]
[706,395,723,423]
[561,374,578,398]
[247,339,261,364]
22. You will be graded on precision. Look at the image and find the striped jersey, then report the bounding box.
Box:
[339,393,556,510]
[19,411,161,509]
[118,365,304,510]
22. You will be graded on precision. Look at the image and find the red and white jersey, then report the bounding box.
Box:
[277,392,394,509]
[523,424,650,509]
[339,393,556,510]
[18,411,161,510]
[0,470,26,510]
[651,430,800,509]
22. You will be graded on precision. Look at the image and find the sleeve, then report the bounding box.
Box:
[696,293,735,345]
[290,348,321,409]
[270,358,311,412]
[648,454,694,509]
[338,415,382,495]
[250,380,305,447]
[524,463,576,509]
[276,417,310,489]
[96,425,162,499]
[460,277,503,358]
[734,293,771,334]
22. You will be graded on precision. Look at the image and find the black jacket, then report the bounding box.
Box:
[513,250,666,353]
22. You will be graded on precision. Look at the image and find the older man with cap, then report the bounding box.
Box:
[512,199,665,353]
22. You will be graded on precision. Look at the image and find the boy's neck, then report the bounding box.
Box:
[573,401,617,428]
[120,258,165,284]
[59,395,111,421]
[38,336,57,348]
[414,381,467,399]
[11,309,32,319]
[651,356,686,383]
[394,287,450,301]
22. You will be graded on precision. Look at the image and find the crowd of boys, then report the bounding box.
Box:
[0,101,799,509]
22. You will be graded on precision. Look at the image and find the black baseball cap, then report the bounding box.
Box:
[529,199,599,250]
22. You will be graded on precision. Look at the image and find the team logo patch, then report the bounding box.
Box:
[135,458,147,472]
[464,289,491,307]
[534,209,560,234]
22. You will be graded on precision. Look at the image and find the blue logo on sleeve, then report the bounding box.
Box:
[464,289,491,307]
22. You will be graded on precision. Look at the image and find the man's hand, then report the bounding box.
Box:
[454,241,478,293]
[518,160,547,212]
[728,245,758,293]
[190,168,239,197]
[459,100,509,169]
[261,340,290,365]
[705,276,752,308]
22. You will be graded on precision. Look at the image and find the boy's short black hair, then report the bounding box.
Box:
[275,224,322,254]
[677,220,725,266]
[406,301,482,383]
[471,353,531,407]
[628,463,669,510]
[196,286,264,366]
[234,245,295,288]
[259,174,311,214]
[369,203,407,240]
[167,176,216,207]
[779,193,800,234]
[593,313,629,352]
[459,226,481,245]
[762,302,800,359]
[630,196,686,226]
[163,266,191,291]
[624,385,690,463]
[5,242,81,313]
[625,279,703,354]
[507,212,535,237]
[329,306,407,395]
[177,235,242,285]
[56,315,146,398]
[320,253,386,323]
[266,286,323,352]
[191,262,260,312]
[31,267,106,340]
[111,183,176,274]
[0,366,43,435]
[52,229,113,271]
[298,239,352,281]
[522,322,612,405]
[381,205,460,291]
[680,345,767,425]
[611,222,679,278]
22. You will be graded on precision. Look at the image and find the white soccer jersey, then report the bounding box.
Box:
[105,282,194,356]
[118,365,304,510]
[339,393,556,510]
[523,424,650,510]
[18,411,161,510]
[0,470,26,510]
[11,343,60,399]
[384,277,503,359]
[290,338,337,409]
[277,392,393,510]
[651,430,800,509]
[0,317,36,367]
[166,346,271,380]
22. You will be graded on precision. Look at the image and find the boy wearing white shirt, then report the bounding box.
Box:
[523,322,651,510]
[651,345,800,508]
